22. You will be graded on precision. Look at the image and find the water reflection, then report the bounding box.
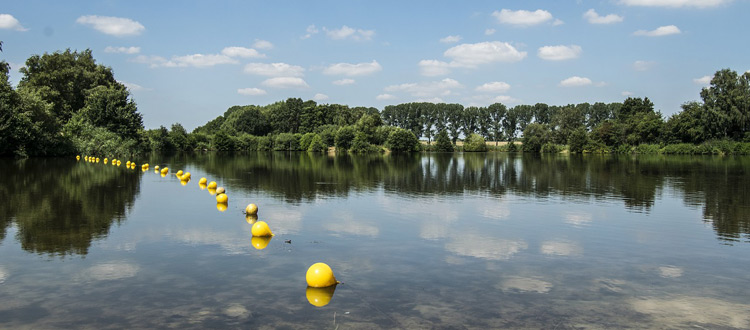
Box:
[305,285,337,307]
[176,152,750,243]
[0,158,141,257]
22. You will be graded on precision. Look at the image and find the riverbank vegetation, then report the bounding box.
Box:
[2,46,749,156]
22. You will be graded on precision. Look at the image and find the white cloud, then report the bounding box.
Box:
[313,93,329,101]
[131,55,169,68]
[634,25,681,37]
[301,24,319,39]
[492,9,555,27]
[237,87,267,96]
[376,93,396,100]
[253,39,273,50]
[693,75,712,85]
[384,78,463,99]
[559,76,593,87]
[620,0,730,8]
[466,94,520,106]
[262,77,309,89]
[583,9,624,24]
[325,25,375,41]
[76,15,145,37]
[419,60,452,77]
[633,60,655,71]
[323,60,382,76]
[440,35,462,43]
[445,41,527,67]
[537,45,582,61]
[0,14,28,31]
[476,81,511,93]
[622,91,634,96]
[484,28,496,35]
[243,62,305,77]
[333,78,355,85]
[104,46,141,54]
[169,54,237,67]
[221,47,265,58]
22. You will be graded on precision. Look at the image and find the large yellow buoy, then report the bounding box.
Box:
[216,193,228,203]
[182,172,191,180]
[216,187,225,195]
[306,286,337,307]
[306,263,339,288]
[96,157,100,163]
[76,155,80,161]
[104,158,108,164]
[199,177,207,184]
[207,181,217,189]
[126,161,131,166]
[251,236,271,250]
[246,214,258,224]
[251,221,274,237]
[116,160,122,166]
[245,204,258,215]
[176,170,183,177]
[161,167,169,174]
[216,203,227,212]
[154,165,160,171]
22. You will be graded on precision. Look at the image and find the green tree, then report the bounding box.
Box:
[699,69,750,140]
[307,134,328,152]
[169,123,190,151]
[334,125,356,151]
[487,103,507,146]
[568,127,588,153]
[463,133,487,152]
[212,131,235,151]
[387,127,420,152]
[434,129,454,152]
[503,106,519,142]
[522,123,550,152]
[76,85,143,141]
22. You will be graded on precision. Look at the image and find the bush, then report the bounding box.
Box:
[257,136,272,151]
[463,133,487,152]
[434,129,454,152]
[350,132,377,153]
[374,126,396,145]
[316,125,338,146]
[212,131,235,151]
[568,128,588,153]
[522,123,550,153]
[507,141,519,152]
[541,143,565,153]
[237,133,258,151]
[299,133,317,151]
[274,132,300,151]
[335,126,356,151]
[386,127,420,152]
[307,134,328,152]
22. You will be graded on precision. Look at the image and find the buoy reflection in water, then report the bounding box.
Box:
[306,285,337,307]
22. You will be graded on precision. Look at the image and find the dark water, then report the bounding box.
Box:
[1,153,749,329]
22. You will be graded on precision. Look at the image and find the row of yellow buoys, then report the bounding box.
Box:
[76,154,340,307]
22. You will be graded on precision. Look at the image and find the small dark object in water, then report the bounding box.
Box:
[284,240,292,244]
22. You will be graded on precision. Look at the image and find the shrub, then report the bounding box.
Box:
[274,132,300,151]
[568,128,589,153]
[299,133,317,151]
[434,129,454,152]
[463,133,487,152]
[308,134,328,152]
[212,131,235,151]
[335,126,356,151]
[541,143,565,153]
[256,136,272,151]
[522,123,550,153]
[386,127,420,152]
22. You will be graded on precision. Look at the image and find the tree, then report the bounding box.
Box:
[463,133,487,152]
[522,123,550,152]
[568,127,588,153]
[76,85,143,141]
[663,102,707,144]
[462,106,480,136]
[18,49,119,123]
[445,103,464,144]
[503,106,519,142]
[212,131,235,151]
[334,125,356,151]
[699,69,750,140]
[487,103,507,146]
[387,127,420,152]
[434,129,454,152]
[355,113,382,144]
[169,123,190,151]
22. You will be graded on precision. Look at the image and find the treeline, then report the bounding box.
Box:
[2,45,749,156]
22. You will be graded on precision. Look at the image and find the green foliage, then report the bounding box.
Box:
[568,127,589,153]
[373,125,396,145]
[335,125,356,151]
[434,129,454,152]
[256,135,272,151]
[355,113,382,144]
[299,132,317,151]
[77,85,142,140]
[274,132,300,151]
[212,131,235,151]
[63,115,136,156]
[541,143,565,153]
[315,124,338,146]
[220,105,270,136]
[168,123,191,150]
[699,69,750,140]
[463,133,487,152]
[147,126,174,151]
[350,131,380,153]
[507,141,519,152]
[386,127,420,152]
[307,134,328,152]
[522,123,550,153]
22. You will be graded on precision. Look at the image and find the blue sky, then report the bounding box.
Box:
[1,0,748,130]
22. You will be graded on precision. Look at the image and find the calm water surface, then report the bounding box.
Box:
[1,152,749,329]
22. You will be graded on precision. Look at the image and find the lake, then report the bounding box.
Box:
[1,152,749,329]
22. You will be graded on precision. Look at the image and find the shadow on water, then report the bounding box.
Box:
[171,151,750,243]
[0,158,142,257]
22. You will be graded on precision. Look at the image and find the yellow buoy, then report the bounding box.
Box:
[207,181,217,189]
[199,182,207,190]
[76,155,80,161]
[104,158,108,164]
[176,170,183,177]
[216,187,225,195]
[182,172,191,179]
[306,263,339,288]
[245,214,258,224]
[199,177,207,184]
[126,161,131,166]
[251,221,274,237]
[306,286,337,307]
[245,204,258,215]
[160,172,166,177]
[116,160,122,166]
[251,236,271,250]
[130,163,136,169]
[161,167,169,174]
[96,157,100,163]
[216,193,228,203]
[154,165,160,171]
[216,203,227,212]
